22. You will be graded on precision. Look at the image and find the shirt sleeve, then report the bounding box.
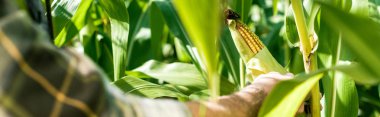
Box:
[0,11,191,117]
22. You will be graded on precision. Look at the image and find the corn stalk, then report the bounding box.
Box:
[290,0,320,116]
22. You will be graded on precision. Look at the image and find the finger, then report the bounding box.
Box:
[255,72,280,79]
[256,72,293,80]
[285,73,294,77]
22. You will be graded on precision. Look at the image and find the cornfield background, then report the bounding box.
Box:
[11,0,380,116]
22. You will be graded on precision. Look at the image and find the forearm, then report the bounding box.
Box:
[186,85,266,117]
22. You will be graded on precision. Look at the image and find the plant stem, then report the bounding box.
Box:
[291,0,311,55]
[239,58,245,89]
[331,35,342,117]
[45,0,54,40]
[290,0,320,116]
[210,71,220,99]
[309,55,320,117]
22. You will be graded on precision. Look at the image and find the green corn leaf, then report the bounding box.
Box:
[150,4,166,61]
[318,4,341,117]
[126,3,170,70]
[334,71,359,117]
[113,76,188,100]
[128,60,207,90]
[126,0,152,70]
[54,0,94,47]
[351,0,368,17]
[99,0,130,81]
[126,60,236,95]
[151,1,190,45]
[287,49,305,74]
[189,90,210,100]
[127,0,148,39]
[319,56,360,117]
[51,0,81,37]
[81,30,99,61]
[285,6,299,47]
[229,0,253,23]
[154,1,242,89]
[79,5,100,62]
[173,0,221,98]
[97,32,114,80]
[273,0,279,16]
[317,1,360,116]
[259,73,324,116]
[126,9,153,70]
[318,54,334,117]
[378,85,380,98]
[220,26,241,86]
[152,1,203,72]
[174,37,192,63]
[80,4,114,79]
[320,3,380,80]
[335,64,380,85]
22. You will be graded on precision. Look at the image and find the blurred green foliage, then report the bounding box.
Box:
[17,0,380,116]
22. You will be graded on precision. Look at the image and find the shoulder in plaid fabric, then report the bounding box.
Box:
[225,9,287,80]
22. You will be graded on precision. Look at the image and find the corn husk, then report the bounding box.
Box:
[227,19,287,81]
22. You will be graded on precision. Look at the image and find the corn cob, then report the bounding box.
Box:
[236,21,264,54]
[225,9,287,80]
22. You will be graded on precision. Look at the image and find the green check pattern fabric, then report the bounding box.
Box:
[0,11,190,117]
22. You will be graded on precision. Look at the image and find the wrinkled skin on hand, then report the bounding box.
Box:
[252,72,294,95]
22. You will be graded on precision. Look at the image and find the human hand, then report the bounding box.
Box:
[251,72,294,96]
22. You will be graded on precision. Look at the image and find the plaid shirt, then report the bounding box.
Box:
[0,11,190,117]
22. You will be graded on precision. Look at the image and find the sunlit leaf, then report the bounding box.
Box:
[273,0,279,16]
[81,30,99,61]
[128,0,148,39]
[152,1,202,71]
[97,31,114,80]
[259,73,324,116]
[113,76,188,100]
[99,0,130,81]
[351,0,369,16]
[174,37,192,62]
[126,60,236,95]
[318,53,335,117]
[189,90,209,100]
[125,1,153,70]
[220,26,241,86]
[129,60,207,90]
[334,71,359,117]
[150,4,166,60]
[173,0,221,98]
[51,0,81,36]
[335,64,380,85]
[285,6,299,47]
[54,0,93,47]
[126,11,153,69]
[320,3,380,79]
